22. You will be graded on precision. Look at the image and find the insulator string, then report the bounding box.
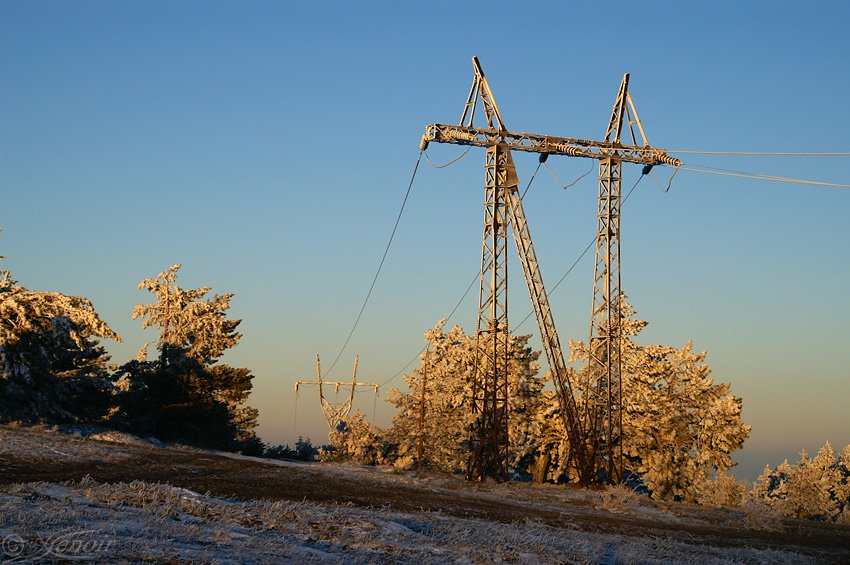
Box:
[667,150,850,156]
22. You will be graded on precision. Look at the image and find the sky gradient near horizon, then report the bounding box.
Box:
[2,1,849,481]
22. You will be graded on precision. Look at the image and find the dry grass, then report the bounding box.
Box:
[741,493,786,532]
[0,477,819,564]
[2,426,846,563]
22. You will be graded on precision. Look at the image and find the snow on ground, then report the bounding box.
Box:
[0,478,813,564]
[0,425,844,563]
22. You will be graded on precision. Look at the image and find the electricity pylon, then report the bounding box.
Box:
[420,57,680,484]
[295,354,379,430]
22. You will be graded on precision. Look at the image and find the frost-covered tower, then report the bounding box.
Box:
[420,57,680,483]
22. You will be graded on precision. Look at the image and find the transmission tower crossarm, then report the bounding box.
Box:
[296,380,375,388]
[420,124,681,167]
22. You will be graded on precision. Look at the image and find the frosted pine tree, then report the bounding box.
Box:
[132,264,240,364]
[753,442,849,522]
[385,321,474,472]
[695,472,746,508]
[625,341,749,501]
[531,387,574,483]
[506,331,544,473]
[539,297,750,497]
[384,320,542,475]
[115,264,258,450]
[0,258,119,423]
[320,411,390,465]
[837,444,850,524]
[752,459,795,507]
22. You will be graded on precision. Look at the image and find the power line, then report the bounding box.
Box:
[381,151,822,385]
[509,155,849,332]
[673,164,850,189]
[521,161,543,198]
[511,173,646,332]
[378,259,478,389]
[424,148,470,168]
[379,161,544,388]
[378,150,839,386]
[412,157,837,418]
[542,161,594,190]
[326,151,424,377]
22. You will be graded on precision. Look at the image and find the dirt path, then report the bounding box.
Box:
[2,427,849,562]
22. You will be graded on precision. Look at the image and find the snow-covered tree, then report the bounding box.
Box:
[0,259,119,423]
[536,297,750,499]
[383,320,542,475]
[694,472,746,508]
[132,264,240,365]
[837,445,850,525]
[752,442,850,523]
[384,322,470,472]
[622,341,749,501]
[114,264,257,449]
[319,411,392,466]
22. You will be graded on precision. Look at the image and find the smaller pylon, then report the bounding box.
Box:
[295,354,379,430]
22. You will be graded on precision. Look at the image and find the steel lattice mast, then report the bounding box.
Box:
[586,74,666,483]
[295,354,379,430]
[420,57,680,484]
[587,77,625,482]
[466,140,514,481]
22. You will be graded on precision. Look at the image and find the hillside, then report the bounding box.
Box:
[1,425,848,563]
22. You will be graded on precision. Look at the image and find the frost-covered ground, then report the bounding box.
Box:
[1,426,848,564]
[0,478,817,564]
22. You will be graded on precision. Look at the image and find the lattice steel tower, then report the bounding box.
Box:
[421,58,680,483]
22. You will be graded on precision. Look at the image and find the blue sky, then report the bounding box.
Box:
[2,1,849,480]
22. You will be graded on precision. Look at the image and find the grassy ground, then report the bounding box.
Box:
[1,425,848,563]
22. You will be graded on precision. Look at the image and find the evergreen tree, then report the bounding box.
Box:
[694,472,746,508]
[0,259,118,423]
[114,264,258,449]
[536,297,750,498]
[837,445,850,524]
[320,411,391,466]
[753,442,850,523]
[384,320,542,475]
[132,264,240,365]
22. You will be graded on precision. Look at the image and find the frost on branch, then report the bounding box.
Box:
[114,264,258,451]
[537,296,750,498]
[132,264,240,365]
[752,442,850,523]
[0,259,119,350]
[0,257,119,423]
[383,320,543,475]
